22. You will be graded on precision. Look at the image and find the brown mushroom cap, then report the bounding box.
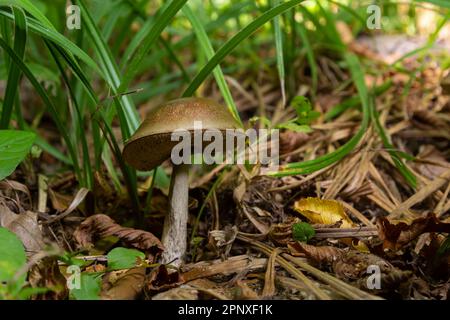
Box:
[122,97,242,171]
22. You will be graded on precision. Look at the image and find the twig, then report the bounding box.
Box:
[391,169,450,218]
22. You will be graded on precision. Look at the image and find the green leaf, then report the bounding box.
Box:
[292,222,315,242]
[107,247,145,271]
[290,96,320,125]
[0,130,35,181]
[0,227,27,283]
[276,121,312,133]
[70,273,101,300]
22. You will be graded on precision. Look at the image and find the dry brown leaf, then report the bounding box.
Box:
[74,214,164,261]
[332,251,412,293]
[101,267,146,300]
[287,242,345,264]
[294,197,354,228]
[181,255,267,282]
[207,225,238,258]
[234,280,259,300]
[48,189,73,212]
[0,202,44,256]
[29,257,68,300]
[145,265,184,292]
[377,212,450,250]
[46,188,90,224]
[333,251,394,281]
[152,287,199,300]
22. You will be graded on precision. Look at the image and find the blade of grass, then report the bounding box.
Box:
[0,37,83,183]
[0,9,101,74]
[47,41,93,188]
[0,0,55,30]
[182,0,305,98]
[120,0,188,92]
[182,4,241,124]
[76,0,139,136]
[271,0,286,107]
[416,0,450,9]
[269,52,371,176]
[370,95,416,188]
[296,21,317,96]
[0,7,26,129]
[324,81,392,121]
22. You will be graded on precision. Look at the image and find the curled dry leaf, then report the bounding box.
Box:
[268,217,298,246]
[294,197,354,228]
[74,214,164,261]
[0,202,44,256]
[207,225,238,258]
[145,265,184,292]
[287,242,345,264]
[101,267,146,300]
[377,212,450,250]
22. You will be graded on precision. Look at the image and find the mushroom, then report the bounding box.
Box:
[122,97,241,266]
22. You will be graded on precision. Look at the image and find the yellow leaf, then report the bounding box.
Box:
[352,240,370,253]
[294,197,354,229]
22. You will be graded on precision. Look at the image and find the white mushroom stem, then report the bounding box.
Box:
[160,163,189,267]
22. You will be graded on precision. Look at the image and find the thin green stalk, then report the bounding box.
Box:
[0,37,83,183]
[269,53,370,176]
[271,0,286,107]
[370,95,416,188]
[77,0,138,137]
[47,41,93,188]
[182,0,304,97]
[182,4,242,124]
[0,7,26,128]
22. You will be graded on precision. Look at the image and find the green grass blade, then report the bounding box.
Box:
[416,0,450,9]
[324,81,392,121]
[0,9,102,74]
[0,0,55,30]
[269,53,370,176]
[76,0,139,136]
[47,41,93,188]
[0,7,26,129]
[182,5,242,124]
[271,0,286,106]
[0,37,83,183]
[120,0,188,92]
[296,21,317,96]
[182,0,305,97]
[370,96,416,188]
